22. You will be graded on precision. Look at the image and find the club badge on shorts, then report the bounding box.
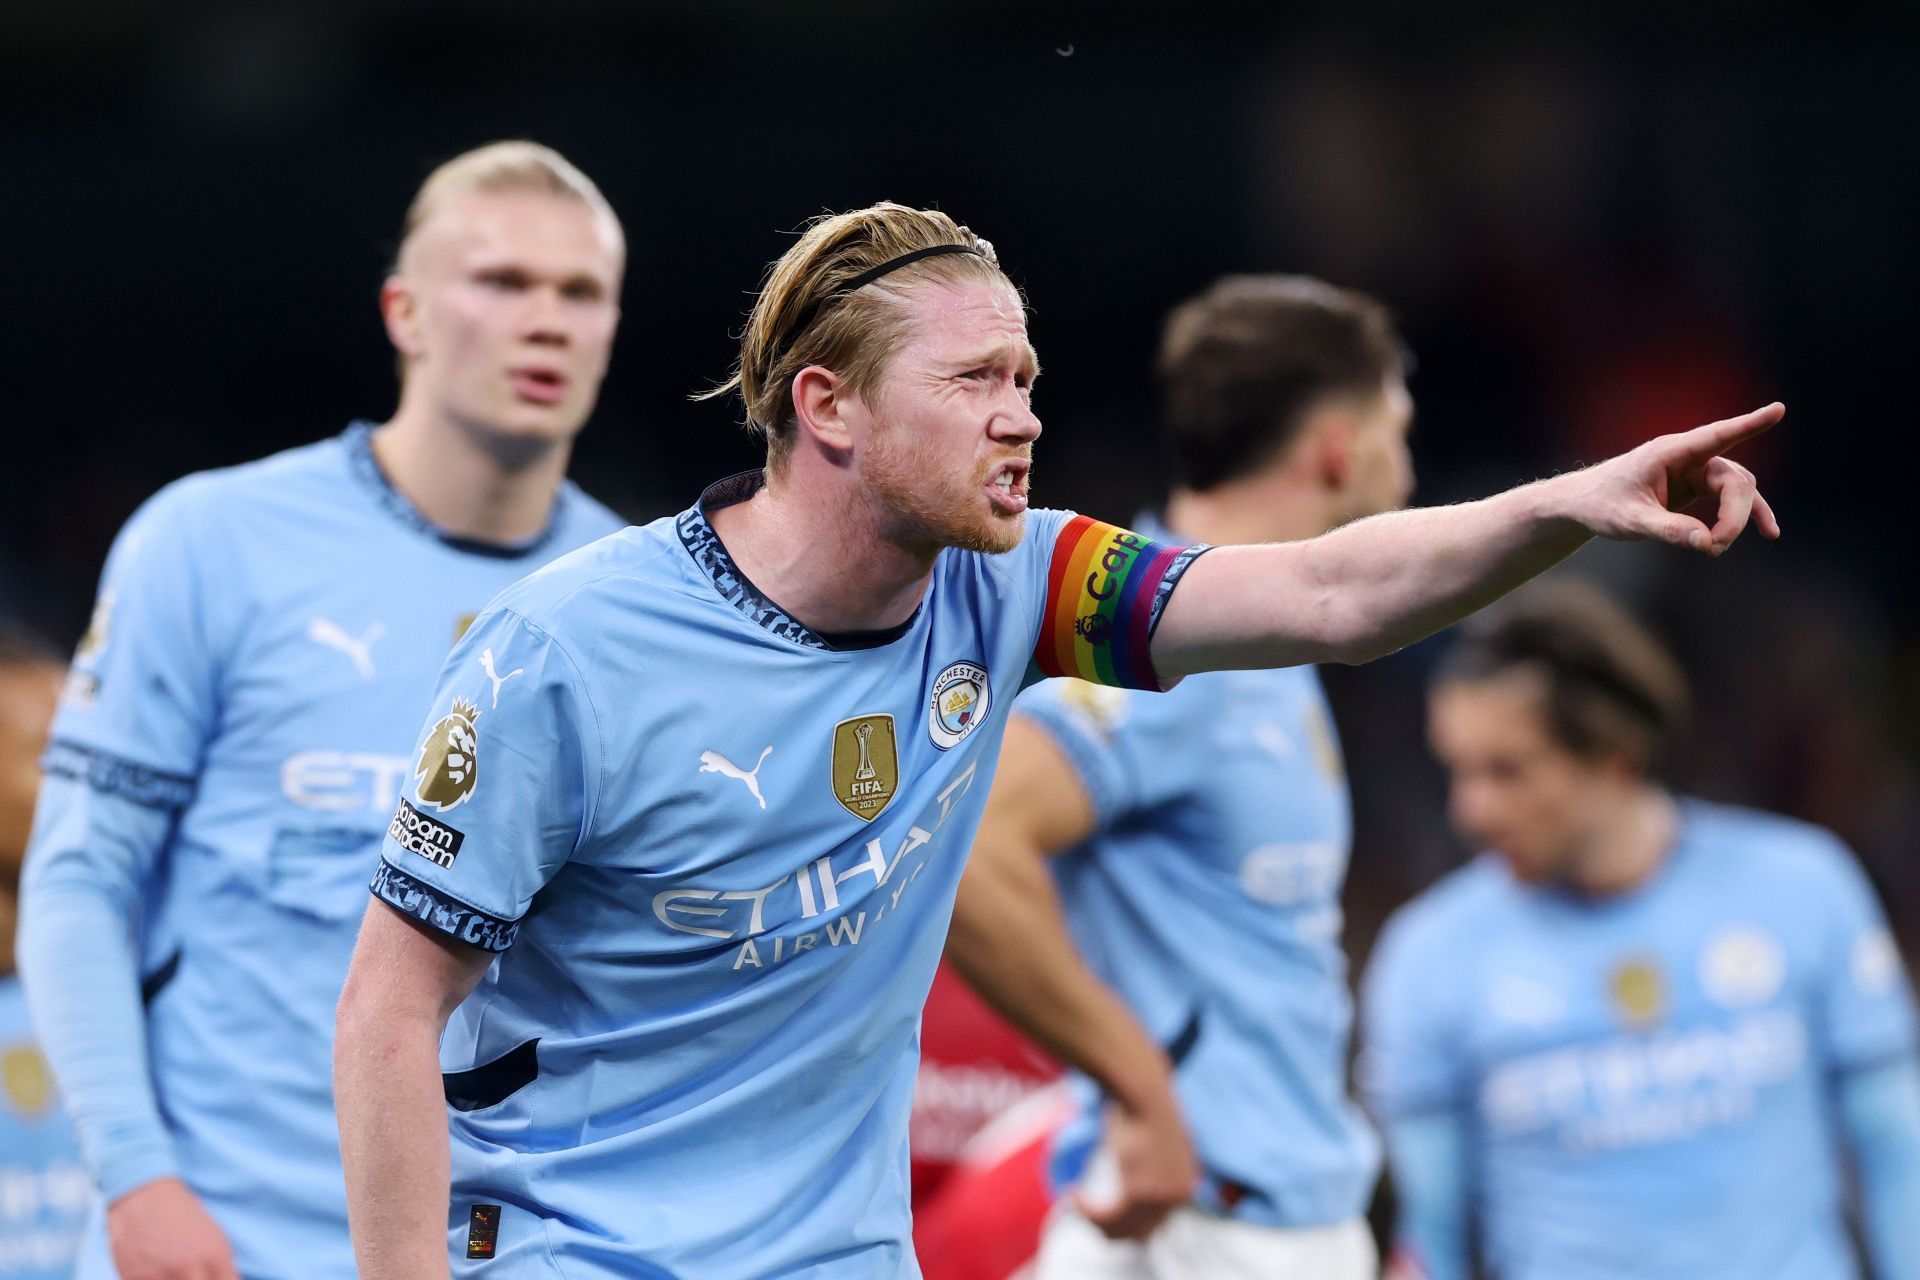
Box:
[928,661,990,750]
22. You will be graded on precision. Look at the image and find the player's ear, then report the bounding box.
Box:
[381,276,426,361]
[1311,409,1356,494]
[790,365,857,457]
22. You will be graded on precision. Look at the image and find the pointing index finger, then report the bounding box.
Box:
[1672,402,1784,459]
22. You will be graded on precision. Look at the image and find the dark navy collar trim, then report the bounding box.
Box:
[676,471,920,652]
[344,421,567,561]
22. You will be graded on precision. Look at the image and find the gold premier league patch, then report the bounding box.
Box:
[832,714,899,821]
[416,696,481,811]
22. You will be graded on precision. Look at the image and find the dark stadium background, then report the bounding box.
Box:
[4,1,1917,1029]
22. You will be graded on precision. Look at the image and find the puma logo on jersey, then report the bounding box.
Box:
[1251,720,1295,761]
[309,617,385,680]
[699,746,773,810]
[479,647,524,708]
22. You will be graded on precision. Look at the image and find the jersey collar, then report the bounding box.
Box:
[676,471,920,652]
[343,421,570,560]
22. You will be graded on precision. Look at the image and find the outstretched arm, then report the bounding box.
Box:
[335,900,493,1280]
[1153,404,1782,675]
[946,718,1198,1239]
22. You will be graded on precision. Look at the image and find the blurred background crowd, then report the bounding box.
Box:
[2,0,1916,1268]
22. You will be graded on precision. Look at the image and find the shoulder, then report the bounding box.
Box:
[484,515,687,636]
[554,481,629,543]
[124,434,349,534]
[1679,797,1858,888]
[1373,857,1516,976]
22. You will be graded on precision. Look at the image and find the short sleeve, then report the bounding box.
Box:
[1027,513,1208,692]
[1807,840,1919,1074]
[1013,679,1192,829]
[1361,908,1473,1120]
[42,481,224,811]
[371,606,601,953]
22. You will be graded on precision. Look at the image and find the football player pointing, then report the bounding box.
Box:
[18,142,627,1280]
[334,202,1778,1279]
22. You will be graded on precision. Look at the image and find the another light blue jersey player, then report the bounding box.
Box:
[367,481,1201,1277]
[1024,521,1379,1228]
[19,427,621,1277]
[0,976,87,1280]
[1361,584,1920,1280]
[1366,804,1917,1280]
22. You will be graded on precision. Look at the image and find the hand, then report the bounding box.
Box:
[1564,402,1784,555]
[1072,1090,1201,1241]
[107,1177,239,1280]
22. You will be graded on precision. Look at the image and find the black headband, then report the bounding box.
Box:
[769,243,988,369]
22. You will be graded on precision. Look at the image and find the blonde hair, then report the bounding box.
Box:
[703,203,1011,473]
[393,140,622,270]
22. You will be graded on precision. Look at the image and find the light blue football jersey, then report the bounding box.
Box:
[370,474,1205,1278]
[0,976,87,1280]
[1022,520,1379,1225]
[1362,800,1919,1280]
[21,424,622,1280]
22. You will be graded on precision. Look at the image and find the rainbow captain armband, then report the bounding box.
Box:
[1034,515,1207,690]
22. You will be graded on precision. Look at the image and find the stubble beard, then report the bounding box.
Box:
[864,426,1026,556]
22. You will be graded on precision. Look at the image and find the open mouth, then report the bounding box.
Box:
[986,459,1031,514]
[509,367,568,405]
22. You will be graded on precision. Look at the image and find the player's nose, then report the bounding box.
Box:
[522,286,573,346]
[991,395,1041,445]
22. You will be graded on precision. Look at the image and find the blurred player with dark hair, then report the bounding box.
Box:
[924,275,1412,1279]
[1363,582,1920,1280]
[0,624,84,1280]
[17,142,628,1280]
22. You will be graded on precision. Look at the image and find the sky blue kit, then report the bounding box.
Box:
[16,424,620,1279]
[1363,800,1920,1280]
[372,476,1202,1278]
[1020,519,1379,1229]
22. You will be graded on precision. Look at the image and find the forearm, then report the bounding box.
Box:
[1383,1112,1473,1280]
[947,845,1172,1112]
[16,788,178,1200]
[334,1001,455,1280]
[1158,478,1590,674]
[1837,1057,1920,1280]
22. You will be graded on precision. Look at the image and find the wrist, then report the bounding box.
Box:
[99,1151,182,1207]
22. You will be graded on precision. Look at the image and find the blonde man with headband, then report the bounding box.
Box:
[334,200,1779,1279]
[18,141,627,1280]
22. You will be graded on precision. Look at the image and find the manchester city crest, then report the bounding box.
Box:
[416,696,481,811]
[928,661,990,750]
[832,714,899,821]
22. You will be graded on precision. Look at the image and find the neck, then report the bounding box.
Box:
[374,393,573,545]
[1162,467,1340,547]
[709,465,938,635]
[1564,786,1676,898]
[0,888,15,981]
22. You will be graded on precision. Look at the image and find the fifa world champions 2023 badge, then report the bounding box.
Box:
[928,661,990,750]
[833,714,899,821]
